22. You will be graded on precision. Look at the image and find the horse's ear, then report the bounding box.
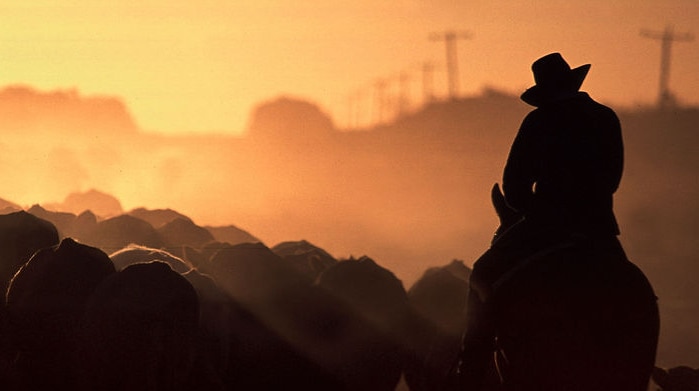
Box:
[491,184,515,220]
[491,183,506,214]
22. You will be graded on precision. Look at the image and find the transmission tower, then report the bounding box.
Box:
[641,25,694,109]
[429,30,471,100]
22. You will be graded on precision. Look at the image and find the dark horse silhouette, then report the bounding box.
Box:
[458,185,660,391]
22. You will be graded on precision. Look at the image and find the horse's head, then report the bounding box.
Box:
[490,183,522,243]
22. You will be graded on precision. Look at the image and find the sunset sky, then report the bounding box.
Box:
[1,1,697,135]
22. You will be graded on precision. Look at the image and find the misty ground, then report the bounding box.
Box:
[0,89,696,368]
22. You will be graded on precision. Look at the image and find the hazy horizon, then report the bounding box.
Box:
[1,1,696,135]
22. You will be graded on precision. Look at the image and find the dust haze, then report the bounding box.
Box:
[0,85,697,367]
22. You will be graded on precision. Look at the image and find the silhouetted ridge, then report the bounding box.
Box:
[246,96,336,142]
[0,85,139,133]
[371,88,529,140]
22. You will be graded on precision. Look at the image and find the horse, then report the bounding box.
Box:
[458,184,660,391]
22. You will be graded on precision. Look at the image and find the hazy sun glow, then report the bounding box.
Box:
[0,1,696,134]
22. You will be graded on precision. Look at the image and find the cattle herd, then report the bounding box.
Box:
[0,207,694,390]
[0,206,473,391]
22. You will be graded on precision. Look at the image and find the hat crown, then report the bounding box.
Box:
[531,53,574,87]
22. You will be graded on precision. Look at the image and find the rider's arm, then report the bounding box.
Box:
[502,112,542,213]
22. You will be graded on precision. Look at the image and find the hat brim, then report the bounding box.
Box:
[520,64,591,106]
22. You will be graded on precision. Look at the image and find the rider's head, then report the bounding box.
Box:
[520,52,590,107]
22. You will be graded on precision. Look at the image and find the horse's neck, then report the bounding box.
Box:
[491,238,579,294]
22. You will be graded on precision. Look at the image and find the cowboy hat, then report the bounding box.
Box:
[520,52,590,107]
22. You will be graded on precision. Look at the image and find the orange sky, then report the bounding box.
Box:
[1,0,697,135]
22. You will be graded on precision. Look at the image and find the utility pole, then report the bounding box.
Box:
[346,90,359,130]
[396,70,411,118]
[429,30,471,100]
[373,78,389,125]
[641,25,694,109]
[422,61,436,105]
[350,87,370,129]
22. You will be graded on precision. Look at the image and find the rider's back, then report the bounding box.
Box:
[503,92,623,237]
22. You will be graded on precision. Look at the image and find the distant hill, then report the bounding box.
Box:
[46,189,124,218]
[0,85,139,133]
[386,88,530,141]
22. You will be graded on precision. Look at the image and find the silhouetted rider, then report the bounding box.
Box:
[458,52,624,390]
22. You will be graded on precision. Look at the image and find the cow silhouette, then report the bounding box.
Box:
[203,241,340,390]
[271,239,337,281]
[653,366,699,391]
[0,210,59,386]
[181,269,233,389]
[80,214,164,252]
[109,244,230,388]
[5,238,115,390]
[0,211,59,295]
[109,244,192,273]
[404,260,471,391]
[157,217,215,249]
[316,256,409,391]
[75,261,199,391]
